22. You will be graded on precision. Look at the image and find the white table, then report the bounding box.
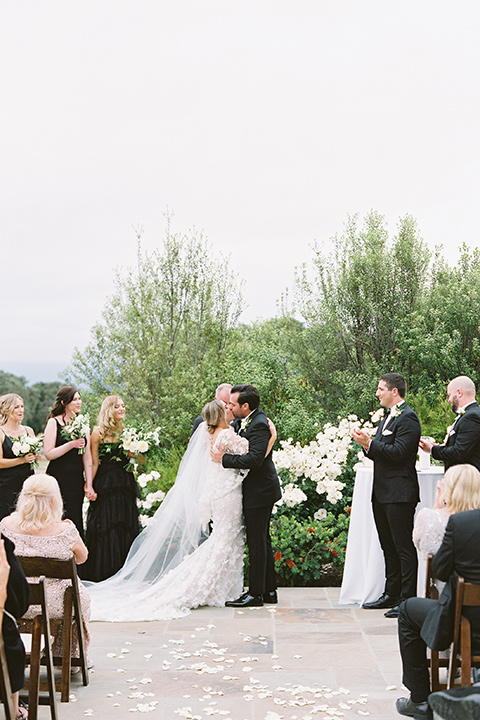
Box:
[339,464,444,605]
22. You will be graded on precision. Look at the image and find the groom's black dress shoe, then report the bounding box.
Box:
[396,696,432,720]
[225,593,264,607]
[428,687,480,720]
[362,593,401,610]
[263,591,278,604]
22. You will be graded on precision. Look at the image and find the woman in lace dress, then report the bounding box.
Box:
[0,474,91,658]
[88,399,276,621]
[414,463,480,596]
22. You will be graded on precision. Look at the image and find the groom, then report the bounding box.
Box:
[211,384,282,607]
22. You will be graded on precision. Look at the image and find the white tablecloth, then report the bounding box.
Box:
[339,465,444,605]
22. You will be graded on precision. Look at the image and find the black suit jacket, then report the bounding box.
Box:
[431,402,480,472]
[421,509,480,650]
[221,408,282,509]
[366,403,421,504]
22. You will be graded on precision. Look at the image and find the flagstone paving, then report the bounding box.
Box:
[37,588,405,720]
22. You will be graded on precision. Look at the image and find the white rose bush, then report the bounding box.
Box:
[268,413,377,586]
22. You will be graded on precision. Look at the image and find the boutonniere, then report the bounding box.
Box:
[458,407,467,416]
[390,403,405,419]
[240,417,252,431]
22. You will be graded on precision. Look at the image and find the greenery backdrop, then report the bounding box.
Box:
[4,211,479,585]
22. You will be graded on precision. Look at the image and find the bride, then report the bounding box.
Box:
[87,399,274,621]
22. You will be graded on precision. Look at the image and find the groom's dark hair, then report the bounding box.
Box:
[231,384,260,410]
[380,372,406,398]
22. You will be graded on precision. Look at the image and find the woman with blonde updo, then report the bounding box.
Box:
[0,393,38,520]
[0,474,91,659]
[414,463,480,595]
[83,396,140,582]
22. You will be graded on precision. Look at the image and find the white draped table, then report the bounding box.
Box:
[339,464,444,605]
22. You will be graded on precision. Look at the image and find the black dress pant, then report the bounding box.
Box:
[372,496,418,599]
[398,597,437,703]
[243,505,276,596]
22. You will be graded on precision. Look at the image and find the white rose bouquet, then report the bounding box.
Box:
[61,413,90,455]
[121,426,161,457]
[10,433,43,469]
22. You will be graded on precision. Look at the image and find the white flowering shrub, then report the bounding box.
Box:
[273,414,374,512]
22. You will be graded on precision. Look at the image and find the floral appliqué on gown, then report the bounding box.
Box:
[90,428,248,621]
[0,520,91,656]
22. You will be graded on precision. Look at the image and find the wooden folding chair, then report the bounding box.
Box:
[0,620,15,720]
[448,576,480,688]
[17,556,89,703]
[18,576,57,720]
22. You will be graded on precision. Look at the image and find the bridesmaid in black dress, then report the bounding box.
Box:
[44,386,95,539]
[83,395,140,581]
[0,393,38,520]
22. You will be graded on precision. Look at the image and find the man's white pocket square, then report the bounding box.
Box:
[382,429,393,436]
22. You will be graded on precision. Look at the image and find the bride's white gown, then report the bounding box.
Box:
[87,426,248,621]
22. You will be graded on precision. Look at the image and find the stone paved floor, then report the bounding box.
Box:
[33,588,404,720]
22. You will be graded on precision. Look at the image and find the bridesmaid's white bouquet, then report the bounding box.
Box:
[121,426,161,456]
[61,413,90,455]
[10,433,43,469]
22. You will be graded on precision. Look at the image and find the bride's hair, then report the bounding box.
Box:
[202,399,226,434]
[0,393,23,426]
[97,395,124,440]
[13,473,64,532]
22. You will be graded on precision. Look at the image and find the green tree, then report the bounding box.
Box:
[67,226,244,446]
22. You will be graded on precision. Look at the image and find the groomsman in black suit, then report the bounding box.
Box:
[395,507,480,720]
[211,384,282,608]
[419,375,480,472]
[352,372,421,618]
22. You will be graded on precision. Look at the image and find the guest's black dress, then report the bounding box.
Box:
[0,433,33,520]
[46,419,85,538]
[83,443,140,582]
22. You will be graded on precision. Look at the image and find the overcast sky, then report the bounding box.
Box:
[2,1,480,383]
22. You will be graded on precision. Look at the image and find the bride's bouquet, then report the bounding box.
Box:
[10,433,43,469]
[61,413,90,455]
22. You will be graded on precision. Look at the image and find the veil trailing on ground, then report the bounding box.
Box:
[85,422,211,617]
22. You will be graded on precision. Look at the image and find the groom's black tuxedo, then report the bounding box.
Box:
[222,407,281,596]
[365,402,421,599]
[431,401,480,471]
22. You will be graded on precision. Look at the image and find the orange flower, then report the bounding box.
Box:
[307,527,315,534]
[286,558,295,568]
[275,552,282,562]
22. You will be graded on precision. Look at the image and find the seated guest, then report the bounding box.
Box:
[0,474,91,661]
[0,535,30,720]
[396,504,480,720]
[414,464,480,596]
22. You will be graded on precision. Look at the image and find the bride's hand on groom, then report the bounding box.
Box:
[211,447,223,464]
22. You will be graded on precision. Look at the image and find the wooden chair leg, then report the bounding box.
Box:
[59,589,73,703]
[0,632,15,720]
[42,623,58,720]
[461,617,473,687]
[27,616,42,720]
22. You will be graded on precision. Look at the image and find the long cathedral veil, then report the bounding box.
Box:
[85,422,211,614]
